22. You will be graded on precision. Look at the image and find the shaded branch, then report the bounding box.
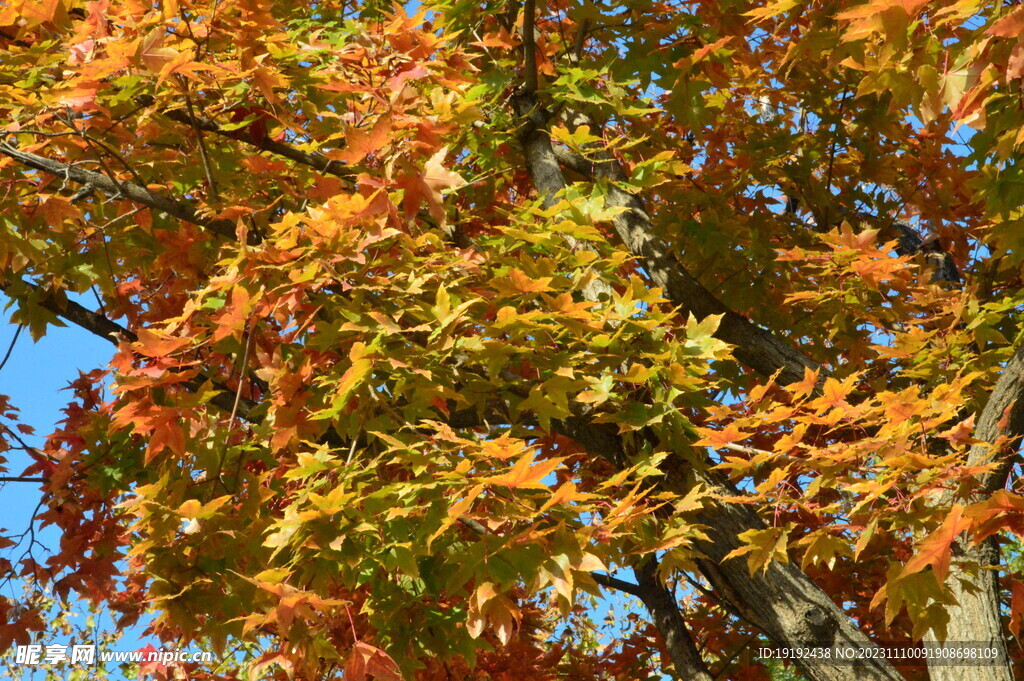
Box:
[536,96,819,383]
[634,557,714,681]
[156,105,354,182]
[522,0,538,92]
[589,572,643,597]
[571,18,589,63]
[0,142,253,244]
[0,279,260,422]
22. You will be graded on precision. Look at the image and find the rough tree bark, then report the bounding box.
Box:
[920,344,1024,681]
[634,559,716,681]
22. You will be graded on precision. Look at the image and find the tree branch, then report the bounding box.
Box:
[156,105,354,182]
[971,343,1024,492]
[571,18,589,63]
[535,96,820,383]
[0,142,253,244]
[0,279,260,422]
[0,323,23,372]
[589,572,643,597]
[633,557,714,681]
[521,0,538,92]
[510,92,614,303]
[510,92,904,681]
[918,343,1024,681]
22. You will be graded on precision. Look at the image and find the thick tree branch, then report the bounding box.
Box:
[923,536,1012,681]
[512,92,903,681]
[510,92,613,304]
[511,93,567,210]
[521,0,538,92]
[0,142,253,244]
[918,343,1024,681]
[550,144,593,176]
[534,95,819,383]
[971,343,1024,493]
[633,558,715,681]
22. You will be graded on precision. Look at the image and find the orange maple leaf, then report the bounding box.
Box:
[345,642,402,681]
[902,505,971,582]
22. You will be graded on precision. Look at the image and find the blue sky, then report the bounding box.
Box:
[0,305,152,677]
[0,306,112,551]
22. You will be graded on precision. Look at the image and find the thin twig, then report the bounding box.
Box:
[220,322,257,495]
[822,88,849,228]
[228,321,255,427]
[178,75,220,202]
[0,324,23,372]
[345,435,358,466]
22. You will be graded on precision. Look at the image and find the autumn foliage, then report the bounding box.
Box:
[1,0,1024,680]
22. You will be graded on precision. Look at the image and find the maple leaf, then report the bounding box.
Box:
[1011,581,1024,637]
[467,582,522,645]
[332,115,393,164]
[428,484,484,546]
[694,423,752,449]
[401,146,466,225]
[902,505,971,582]
[10,0,60,26]
[725,526,792,575]
[344,642,402,681]
[133,329,192,358]
[136,644,168,678]
[137,27,178,74]
[492,268,554,296]
[249,652,295,679]
[987,6,1024,37]
[485,452,565,490]
[965,490,1024,542]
